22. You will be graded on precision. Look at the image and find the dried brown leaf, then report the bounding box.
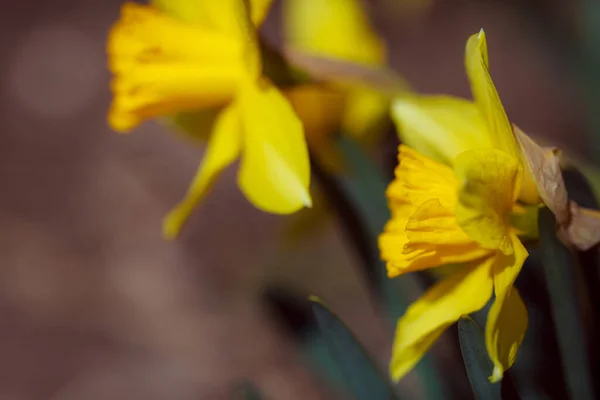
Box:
[565,202,600,251]
[514,125,569,224]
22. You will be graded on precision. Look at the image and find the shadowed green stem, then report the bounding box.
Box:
[538,208,595,400]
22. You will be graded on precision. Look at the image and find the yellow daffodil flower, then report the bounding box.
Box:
[379,30,532,383]
[283,0,392,162]
[107,0,311,238]
[392,31,539,205]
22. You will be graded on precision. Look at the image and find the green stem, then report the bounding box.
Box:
[538,208,595,400]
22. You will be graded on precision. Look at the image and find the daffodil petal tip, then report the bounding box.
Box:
[162,210,185,241]
[490,365,503,383]
[302,190,313,208]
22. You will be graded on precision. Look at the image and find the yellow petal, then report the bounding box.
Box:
[465,29,520,160]
[485,234,528,382]
[391,95,492,165]
[454,148,520,254]
[283,0,386,65]
[108,3,243,132]
[237,80,312,214]
[390,257,494,381]
[163,104,242,239]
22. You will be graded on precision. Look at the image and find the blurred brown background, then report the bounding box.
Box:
[0,0,589,398]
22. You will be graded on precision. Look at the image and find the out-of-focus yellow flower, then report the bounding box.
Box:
[107,0,311,238]
[284,0,385,65]
[283,0,392,162]
[379,30,531,383]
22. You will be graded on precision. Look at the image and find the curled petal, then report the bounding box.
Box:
[163,104,242,238]
[390,257,494,381]
[237,80,312,214]
[455,148,519,254]
[485,234,528,382]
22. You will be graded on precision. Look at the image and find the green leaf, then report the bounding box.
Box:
[458,316,501,400]
[538,207,596,400]
[334,136,448,398]
[310,297,401,400]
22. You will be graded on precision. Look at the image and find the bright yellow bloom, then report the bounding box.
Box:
[283,0,391,156]
[380,30,531,382]
[392,32,539,205]
[107,0,311,238]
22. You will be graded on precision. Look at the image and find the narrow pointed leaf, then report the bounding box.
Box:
[458,316,501,400]
[310,298,401,400]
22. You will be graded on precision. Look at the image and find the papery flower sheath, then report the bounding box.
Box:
[107,0,311,238]
[380,30,532,383]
